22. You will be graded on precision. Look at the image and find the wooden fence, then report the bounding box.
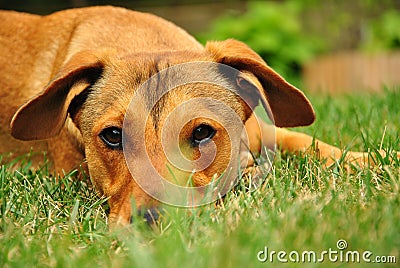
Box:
[303,51,400,93]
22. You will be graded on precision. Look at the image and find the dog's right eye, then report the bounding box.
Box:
[191,124,216,146]
[99,127,122,150]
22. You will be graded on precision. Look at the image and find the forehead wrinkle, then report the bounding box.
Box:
[116,53,239,134]
[142,59,174,131]
[145,64,225,128]
[146,72,241,134]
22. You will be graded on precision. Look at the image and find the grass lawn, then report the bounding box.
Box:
[1,89,399,267]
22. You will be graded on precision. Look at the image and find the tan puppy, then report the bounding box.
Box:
[0,6,396,225]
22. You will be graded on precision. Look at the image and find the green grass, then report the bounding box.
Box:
[1,89,399,267]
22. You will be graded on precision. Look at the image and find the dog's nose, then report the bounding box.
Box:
[131,208,161,225]
[143,208,160,224]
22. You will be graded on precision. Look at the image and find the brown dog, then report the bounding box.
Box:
[0,6,396,225]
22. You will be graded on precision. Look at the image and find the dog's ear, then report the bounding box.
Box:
[206,39,315,127]
[10,51,105,140]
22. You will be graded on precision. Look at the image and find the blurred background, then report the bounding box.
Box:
[1,0,400,93]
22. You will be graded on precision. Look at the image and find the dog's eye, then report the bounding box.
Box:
[191,124,216,146]
[99,127,122,150]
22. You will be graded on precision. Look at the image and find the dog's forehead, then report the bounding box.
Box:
[128,58,243,128]
[84,52,244,131]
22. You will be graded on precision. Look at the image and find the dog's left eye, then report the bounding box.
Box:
[99,127,122,150]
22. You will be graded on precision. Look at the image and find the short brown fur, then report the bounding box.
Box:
[1,6,398,226]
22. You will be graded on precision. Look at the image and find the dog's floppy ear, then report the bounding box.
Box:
[10,51,105,140]
[206,39,315,127]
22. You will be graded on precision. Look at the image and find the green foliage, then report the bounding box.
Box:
[362,9,400,52]
[197,1,327,87]
[198,0,400,86]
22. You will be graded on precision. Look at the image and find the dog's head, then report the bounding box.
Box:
[10,39,314,225]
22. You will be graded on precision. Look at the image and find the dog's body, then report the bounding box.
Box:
[0,6,396,225]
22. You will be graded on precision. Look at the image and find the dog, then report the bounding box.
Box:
[1,6,397,226]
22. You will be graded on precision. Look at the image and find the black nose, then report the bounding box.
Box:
[131,208,161,225]
[143,208,160,224]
